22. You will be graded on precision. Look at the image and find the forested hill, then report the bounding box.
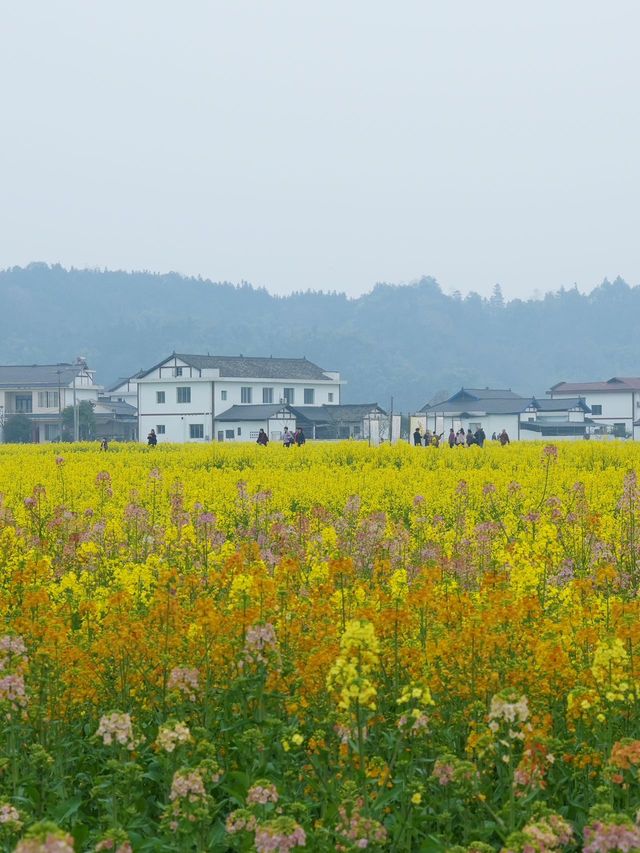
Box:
[1,264,639,411]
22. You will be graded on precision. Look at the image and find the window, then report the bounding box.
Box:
[225,429,235,440]
[15,395,32,413]
[614,422,627,437]
[263,387,274,404]
[37,391,59,408]
[156,424,166,434]
[304,388,315,404]
[44,424,60,441]
[237,427,242,436]
[174,367,183,377]
[221,390,227,400]
[177,386,191,403]
[283,387,294,404]
[241,387,252,404]
[591,404,602,415]
[328,392,334,403]
[190,424,204,439]
[156,391,166,404]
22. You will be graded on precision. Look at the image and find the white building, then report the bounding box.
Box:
[214,402,388,443]
[519,397,592,440]
[0,359,102,443]
[137,353,343,443]
[549,377,640,439]
[215,404,298,442]
[105,373,143,408]
[417,388,591,441]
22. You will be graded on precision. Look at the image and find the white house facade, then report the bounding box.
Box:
[418,389,526,440]
[417,388,591,441]
[0,360,102,443]
[137,353,343,443]
[549,377,640,439]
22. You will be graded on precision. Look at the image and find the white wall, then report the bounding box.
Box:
[552,390,636,433]
[215,379,339,413]
[107,381,138,407]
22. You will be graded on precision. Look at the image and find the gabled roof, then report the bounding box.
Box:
[451,388,523,401]
[175,353,335,381]
[326,404,387,420]
[420,387,526,414]
[215,404,295,422]
[292,404,386,424]
[107,371,144,393]
[289,406,333,423]
[216,403,386,425]
[550,377,640,394]
[528,397,591,413]
[0,363,88,388]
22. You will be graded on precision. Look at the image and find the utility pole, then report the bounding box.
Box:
[389,396,394,443]
[73,372,79,442]
[57,370,63,441]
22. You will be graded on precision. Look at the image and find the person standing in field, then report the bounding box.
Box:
[474,426,486,447]
[499,429,510,445]
[282,427,294,447]
[295,428,306,446]
[256,428,269,446]
[448,428,456,448]
[456,429,465,446]
[147,429,157,447]
[413,426,422,446]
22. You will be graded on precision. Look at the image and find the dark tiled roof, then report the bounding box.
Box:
[520,422,588,435]
[529,397,591,413]
[457,388,523,399]
[292,404,386,424]
[217,403,385,425]
[0,363,84,388]
[421,387,525,413]
[175,353,334,381]
[215,404,294,422]
[97,397,137,416]
[550,377,640,394]
[325,404,387,420]
[289,406,333,423]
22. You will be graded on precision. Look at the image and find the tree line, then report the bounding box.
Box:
[0,264,638,411]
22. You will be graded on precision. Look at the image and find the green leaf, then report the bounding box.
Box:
[53,796,83,823]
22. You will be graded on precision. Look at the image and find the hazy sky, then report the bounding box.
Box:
[1,1,638,298]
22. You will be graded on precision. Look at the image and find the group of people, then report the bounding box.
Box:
[413,425,510,448]
[413,429,444,447]
[447,426,487,447]
[256,426,306,447]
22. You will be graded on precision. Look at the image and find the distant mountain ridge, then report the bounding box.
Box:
[1,263,638,411]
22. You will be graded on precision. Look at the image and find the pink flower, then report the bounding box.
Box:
[167,667,200,701]
[96,712,136,749]
[247,781,279,805]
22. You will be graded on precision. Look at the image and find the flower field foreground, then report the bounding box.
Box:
[1,442,640,850]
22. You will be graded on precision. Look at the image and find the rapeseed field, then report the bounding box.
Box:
[0,441,639,851]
